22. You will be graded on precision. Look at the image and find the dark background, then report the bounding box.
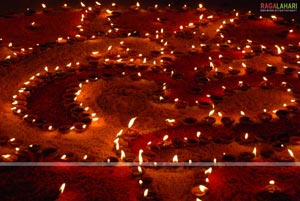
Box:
[0,0,299,20]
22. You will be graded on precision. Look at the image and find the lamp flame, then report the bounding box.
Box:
[204,167,212,174]
[116,129,123,137]
[128,117,137,129]
[288,149,294,158]
[59,183,66,194]
[138,149,143,164]
[172,155,178,163]
[163,135,169,141]
[199,185,208,193]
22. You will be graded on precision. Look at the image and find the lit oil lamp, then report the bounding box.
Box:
[8,137,23,147]
[88,51,102,60]
[24,8,36,16]
[271,15,284,24]
[238,132,255,144]
[131,166,144,178]
[191,185,208,197]
[265,64,277,74]
[260,76,273,89]
[238,80,250,91]
[130,2,141,11]
[259,109,272,122]
[264,180,281,193]
[201,109,216,126]
[27,21,40,30]
[156,135,172,150]
[228,66,240,75]
[41,3,52,13]
[275,149,295,162]
[124,117,140,140]
[174,98,188,109]
[143,188,157,200]
[239,111,252,124]
[56,37,68,45]
[61,3,71,11]
[1,154,18,162]
[165,119,177,127]
[196,4,207,12]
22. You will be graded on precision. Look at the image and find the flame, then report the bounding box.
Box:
[144,189,148,197]
[128,117,137,129]
[204,167,212,174]
[199,14,203,20]
[165,119,175,123]
[244,133,249,140]
[196,131,201,138]
[218,112,222,117]
[138,166,142,173]
[136,2,140,7]
[240,111,245,116]
[116,129,123,137]
[253,147,257,156]
[199,185,208,193]
[114,138,119,151]
[41,3,46,9]
[138,149,143,164]
[163,135,169,141]
[209,61,214,70]
[269,180,275,185]
[83,155,88,160]
[199,3,203,8]
[275,45,281,54]
[61,155,66,160]
[209,109,215,117]
[288,149,294,158]
[172,155,178,163]
[95,1,101,6]
[120,150,126,160]
[106,9,113,14]
[2,154,11,159]
[80,2,86,7]
[271,15,277,20]
[59,183,66,194]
